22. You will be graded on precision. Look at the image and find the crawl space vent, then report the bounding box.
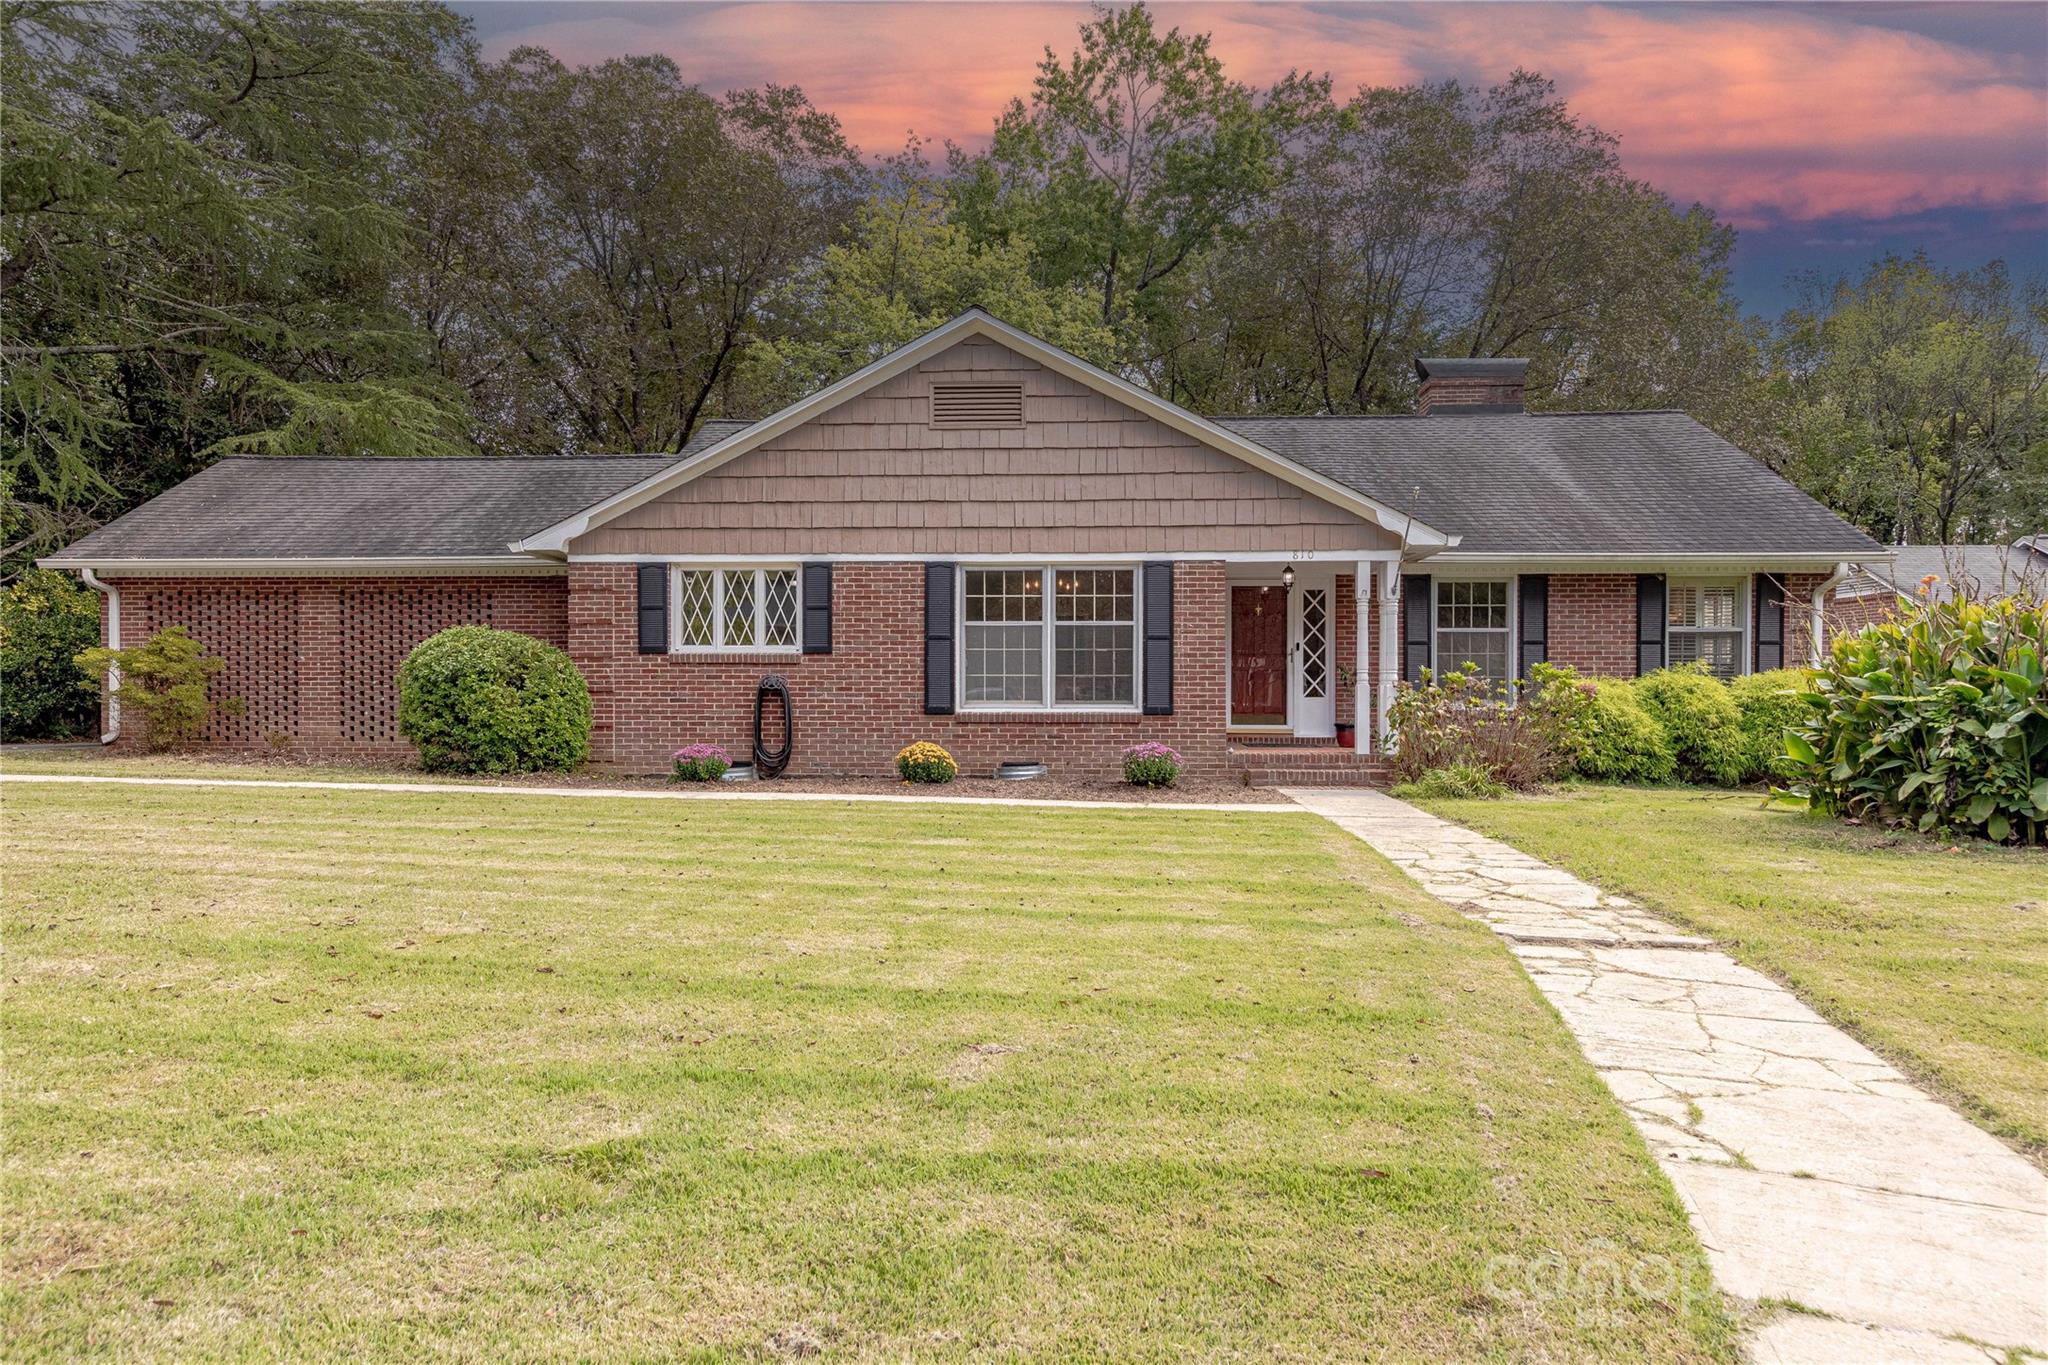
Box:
[930,383,1025,428]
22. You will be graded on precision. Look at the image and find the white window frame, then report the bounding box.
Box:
[669,564,801,654]
[957,564,1143,713]
[1429,575,1518,692]
[1665,575,1750,678]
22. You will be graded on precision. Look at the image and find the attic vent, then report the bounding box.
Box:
[930,383,1025,428]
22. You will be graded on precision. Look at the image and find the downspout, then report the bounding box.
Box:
[1809,562,1852,667]
[79,568,120,744]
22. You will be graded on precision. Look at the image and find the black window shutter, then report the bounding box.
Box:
[1402,573,1432,683]
[1141,561,1174,715]
[802,562,833,655]
[1517,574,1549,682]
[1754,575,1784,672]
[1636,574,1667,676]
[923,562,956,715]
[636,564,667,654]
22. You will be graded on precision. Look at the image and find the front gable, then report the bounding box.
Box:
[527,310,1448,559]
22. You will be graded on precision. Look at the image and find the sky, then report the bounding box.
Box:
[453,1,2048,317]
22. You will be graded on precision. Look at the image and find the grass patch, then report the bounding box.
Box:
[1412,785,2048,1156]
[2,780,1732,1360]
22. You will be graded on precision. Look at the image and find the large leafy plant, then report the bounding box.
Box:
[1788,595,2048,843]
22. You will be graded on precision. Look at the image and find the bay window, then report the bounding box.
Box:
[1667,579,1746,679]
[672,566,799,651]
[1434,579,1512,684]
[962,566,1137,708]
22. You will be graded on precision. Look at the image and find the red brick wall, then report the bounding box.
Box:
[570,561,1232,775]
[103,575,569,754]
[1544,574,1640,677]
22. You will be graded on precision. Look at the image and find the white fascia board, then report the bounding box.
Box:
[37,556,568,578]
[570,549,1413,565]
[1424,551,1887,572]
[512,309,1453,554]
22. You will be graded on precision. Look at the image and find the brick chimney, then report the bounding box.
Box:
[1414,358,1529,415]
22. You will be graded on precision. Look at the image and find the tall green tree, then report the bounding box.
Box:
[1,0,472,568]
[960,1,1312,344]
[410,49,864,454]
[739,148,1115,408]
[1775,255,2046,542]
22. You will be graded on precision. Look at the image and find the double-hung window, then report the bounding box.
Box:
[672,566,799,651]
[1434,579,1512,685]
[962,566,1137,708]
[1667,579,1745,678]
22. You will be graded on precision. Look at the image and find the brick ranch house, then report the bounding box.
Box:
[44,309,1885,782]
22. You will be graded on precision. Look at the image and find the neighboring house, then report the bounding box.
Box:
[1829,539,2048,633]
[42,310,1883,781]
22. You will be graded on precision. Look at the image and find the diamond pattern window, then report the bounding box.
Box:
[668,567,799,652]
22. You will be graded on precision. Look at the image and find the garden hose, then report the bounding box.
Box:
[753,674,793,778]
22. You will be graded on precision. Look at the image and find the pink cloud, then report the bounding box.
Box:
[476,2,2047,226]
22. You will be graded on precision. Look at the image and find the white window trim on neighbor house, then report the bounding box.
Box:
[670,564,801,653]
[1666,574,1750,678]
[957,563,1144,713]
[1430,573,1519,689]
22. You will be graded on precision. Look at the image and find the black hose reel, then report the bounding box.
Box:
[753,674,793,778]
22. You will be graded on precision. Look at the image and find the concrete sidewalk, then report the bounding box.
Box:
[0,771,1306,815]
[1288,787,2047,1365]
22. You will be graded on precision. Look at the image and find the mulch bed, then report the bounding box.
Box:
[25,748,1293,805]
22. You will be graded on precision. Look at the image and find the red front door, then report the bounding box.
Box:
[1231,585,1288,724]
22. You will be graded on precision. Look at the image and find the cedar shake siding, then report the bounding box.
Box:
[569,338,1400,558]
[101,574,568,753]
[571,560,1232,774]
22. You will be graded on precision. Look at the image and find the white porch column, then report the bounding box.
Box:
[1376,562,1402,745]
[1354,563,1373,754]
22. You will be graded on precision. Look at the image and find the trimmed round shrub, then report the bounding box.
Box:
[1633,667,1747,786]
[2,569,102,740]
[671,743,732,782]
[1121,741,1183,787]
[1394,763,1509,801]
[396,626,591,774]
[895,741,958,784]
[1578,679,1677,784]
[1728,668,1814,783]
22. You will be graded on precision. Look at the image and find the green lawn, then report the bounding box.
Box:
[2,776,1732,1360]
[1413,785,2048,1157]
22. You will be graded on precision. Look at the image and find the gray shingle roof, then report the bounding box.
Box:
[1841,542,2048,601]
[43,422,752,563]
[1215,411,1882,557]
[47,407,1881,565]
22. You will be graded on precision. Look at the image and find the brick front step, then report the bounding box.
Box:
[1226,744,1393,788]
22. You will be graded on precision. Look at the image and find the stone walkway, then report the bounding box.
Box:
[1286,787,2048,1365]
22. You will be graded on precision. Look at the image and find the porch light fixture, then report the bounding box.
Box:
[1281,566,1295,590]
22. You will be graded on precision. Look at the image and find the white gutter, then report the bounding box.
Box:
[79,568,120,744]
[1809,561,1853,666]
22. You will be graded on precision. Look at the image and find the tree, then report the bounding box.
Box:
[1,1,472,569]
[739,147,1116,408]
[964,2,1309,339]
[1775,255,2047,542]
[411,49,864,453]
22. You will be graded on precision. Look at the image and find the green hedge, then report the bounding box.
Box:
[1633,667,1747,786]
[1577,678,1677,783]
[1790,595,2046,843]
[1728,668,1814,783]
[396,626,591,774]
[1,570,102,740]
